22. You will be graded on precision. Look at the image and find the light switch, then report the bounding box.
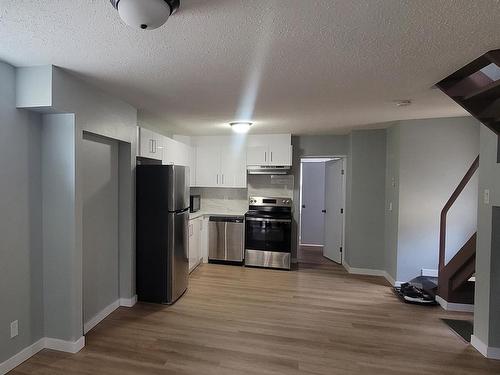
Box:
[388,202,393,212]
[10,320,18,338]
[484,189,490,205]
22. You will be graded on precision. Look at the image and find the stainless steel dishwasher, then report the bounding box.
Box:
[208,216,244,262]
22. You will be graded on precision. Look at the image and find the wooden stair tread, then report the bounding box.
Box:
[463,79,500,101]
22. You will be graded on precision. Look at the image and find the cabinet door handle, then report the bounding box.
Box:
[222,174,224,185]
[149,139,153,153]
[264,152,267,162]
[216,174,219,185]
[271,151,273,162]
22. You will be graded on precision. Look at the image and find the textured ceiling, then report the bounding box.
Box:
[1,0,500,135]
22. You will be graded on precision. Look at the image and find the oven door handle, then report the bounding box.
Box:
[246,217,292,223]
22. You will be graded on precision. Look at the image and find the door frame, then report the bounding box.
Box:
[298,155,347,263]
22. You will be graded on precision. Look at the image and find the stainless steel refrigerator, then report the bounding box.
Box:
[136,164,189,304]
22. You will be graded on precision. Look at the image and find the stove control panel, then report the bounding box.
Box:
[249,197,293,208]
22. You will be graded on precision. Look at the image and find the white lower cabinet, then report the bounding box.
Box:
[188,217,203,273]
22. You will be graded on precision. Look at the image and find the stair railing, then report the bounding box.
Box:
[438,155,479,272]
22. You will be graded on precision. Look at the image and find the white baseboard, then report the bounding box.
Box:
[435,295,474,312]
[84,299,120,334]
[421,268,438,277]
[0,336,85,375]
[44,336,85,354]
[0,338,45,375]
[471,335,500,360]
[343,262,402,287]
[119,295,137,308]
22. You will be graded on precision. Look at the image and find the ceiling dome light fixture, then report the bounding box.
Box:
[230,122,253,133]
[110,0,180,30]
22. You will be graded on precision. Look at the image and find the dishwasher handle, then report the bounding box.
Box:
[209,216,244,223]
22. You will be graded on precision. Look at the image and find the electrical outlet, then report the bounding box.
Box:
[484,189,490,205]
[388,202,393,212]
[10,320,18,339]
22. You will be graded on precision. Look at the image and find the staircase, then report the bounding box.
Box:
[437,156,478,305]
[436,49,500,136]
[434,50,500,305]
[435,50,500,304]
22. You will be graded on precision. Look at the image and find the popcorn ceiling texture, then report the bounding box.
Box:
[2,1,500,135]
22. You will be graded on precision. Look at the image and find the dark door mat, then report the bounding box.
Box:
[441,318,473,342]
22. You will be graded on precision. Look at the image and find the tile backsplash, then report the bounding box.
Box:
[190,187,248,213]
[191,174,294,213]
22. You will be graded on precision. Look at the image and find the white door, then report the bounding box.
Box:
[220,145,247,187]
[323,159,344,263]
[139,128,155,159]
[247,145,268,165]
[268,144,291,166]
[188,219,200,272]
[195,145,220,187]
[300,162,326,245]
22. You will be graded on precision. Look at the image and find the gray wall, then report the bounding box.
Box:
[395,117,479,281]
[344,130,387,270]
[292,135,349,259]
[474,124,500,349]
[0,61,44,363]
[41,113,78,341]
[11,65,137,352]
[384,126,400,280]
[82,133,119,327]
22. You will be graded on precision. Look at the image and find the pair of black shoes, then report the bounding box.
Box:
[400,283,435,304]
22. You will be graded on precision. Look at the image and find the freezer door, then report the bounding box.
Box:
[208,221,226,260]
[168,165,190,212]
[167,210,189,303]
[226,222,244,261]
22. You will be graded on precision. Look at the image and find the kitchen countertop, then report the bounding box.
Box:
[189,210,247,220]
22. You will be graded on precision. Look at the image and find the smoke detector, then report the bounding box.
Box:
[394,99,412,107]
[110,0,180,30]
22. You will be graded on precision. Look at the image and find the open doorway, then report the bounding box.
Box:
[82,132,121,334]
[299,157,346,266]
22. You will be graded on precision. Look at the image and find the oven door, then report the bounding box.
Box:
[245,217,292,253]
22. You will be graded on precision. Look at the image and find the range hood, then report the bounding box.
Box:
[247,165,291,175]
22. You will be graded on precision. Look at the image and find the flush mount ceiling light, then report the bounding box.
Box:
[230,122,253,133]
[110,0,180,30]
[394,99,412,107]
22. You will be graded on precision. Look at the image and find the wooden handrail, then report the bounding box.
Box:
[439,155,479,271]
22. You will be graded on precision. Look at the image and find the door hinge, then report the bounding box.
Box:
[341,169,345,175]
[340,247,343,253]
[340,208,344,214]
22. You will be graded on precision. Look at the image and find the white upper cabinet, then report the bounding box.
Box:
[220,144,247,188]
[163,136,191,167]
[192,136,247,188]
[247,145,268,165]
[195,144,220,187]
[138,127,163,160]
[247,134,292,166]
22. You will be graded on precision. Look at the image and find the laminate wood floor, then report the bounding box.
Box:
[10,254,500,374]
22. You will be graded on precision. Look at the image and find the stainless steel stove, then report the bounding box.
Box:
[244,197,292,270]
